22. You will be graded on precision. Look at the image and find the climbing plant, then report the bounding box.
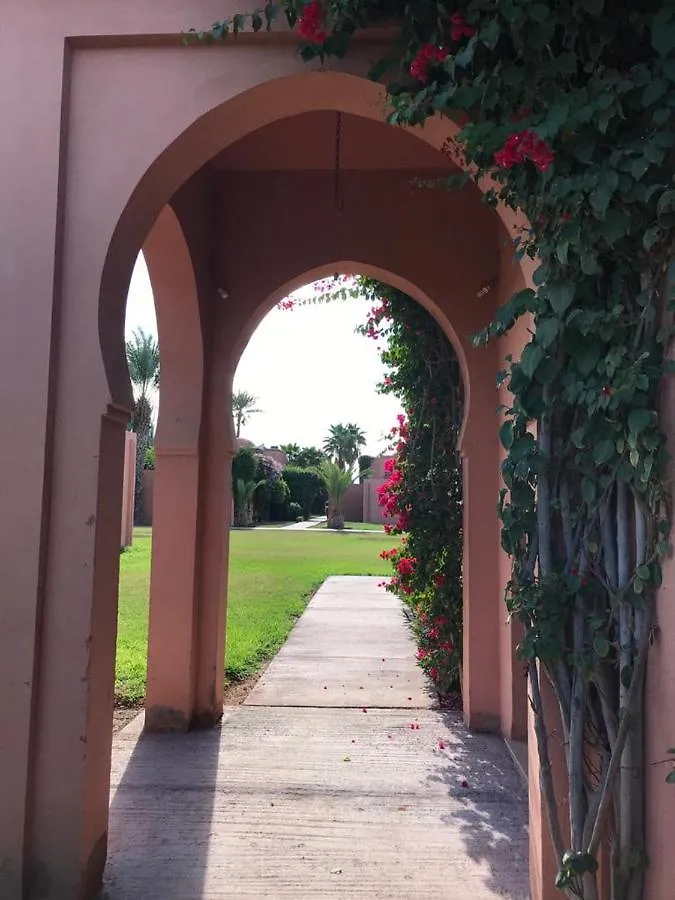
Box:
[358,280,464,698]
[195,2,675,896]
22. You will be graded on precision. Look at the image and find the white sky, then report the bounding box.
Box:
[125,254,403,455]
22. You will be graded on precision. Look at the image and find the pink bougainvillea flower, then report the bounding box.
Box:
[410,44,449,84]
[397,556,416,577]
[450,10,476,41]
[494,130,554,173]
[298,0,329,44]
[429,667,439,681]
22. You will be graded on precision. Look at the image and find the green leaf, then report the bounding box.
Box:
[581,252,602,275]
[593,440,615,465]
[529,4,549,22]
[479,18,500,49]
[593,636,610,658]
[535,356,558,385]
[643,226,662,250]
[581,477,597,503]
[520,344,544,379]
[547,282,575,315]
[590,184,612,216]
[570,337,602,375]
[643,78,668,107]
[601,210,631,244]
[630,448,640,467]
[628,408,651,435]
[631,156,651,181]
[637,565,651,581]
[536,317,560,348]
[500,421,515,450]
[658,190,675,216]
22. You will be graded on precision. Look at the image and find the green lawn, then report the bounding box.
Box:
[311,521,385,531]
[116,527,394,702]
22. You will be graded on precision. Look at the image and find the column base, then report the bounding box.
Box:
[144,705,191,733]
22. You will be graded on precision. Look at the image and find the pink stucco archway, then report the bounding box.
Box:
[0,23,541,897]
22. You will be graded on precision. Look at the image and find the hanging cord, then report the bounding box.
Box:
[334,111,344,215]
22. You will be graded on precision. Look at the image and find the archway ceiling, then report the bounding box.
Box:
[212,111,459,172]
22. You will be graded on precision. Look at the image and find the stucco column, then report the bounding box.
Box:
[459,341,503,733]
[193,315,237,727]
[143,204,208,732]
[145,446,203,731]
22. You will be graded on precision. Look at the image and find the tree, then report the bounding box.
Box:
[126,328,160,524]
[283,466,326,519]
[231,389,261,437]
[320,460,355,530]
[233,478,263,528]
[282,444,326,468]
[323,423,366,472]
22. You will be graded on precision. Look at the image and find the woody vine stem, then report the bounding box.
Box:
[193,2,675,897]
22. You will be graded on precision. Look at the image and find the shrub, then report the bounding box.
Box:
[144,445,156,470]
[287,501,303,521]
[232,447,257,484]
[283,466,326,519]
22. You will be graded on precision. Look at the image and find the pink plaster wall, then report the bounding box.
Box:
[643,354,675,898]
[342,483,363,522]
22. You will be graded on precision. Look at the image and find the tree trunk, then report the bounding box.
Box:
[327,502,344,529]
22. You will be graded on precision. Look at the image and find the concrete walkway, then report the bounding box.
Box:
[103,577,529,899]
[281,516,327,530]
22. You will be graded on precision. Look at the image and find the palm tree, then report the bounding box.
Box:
[126,328,160,524]
[232,390,261,437]
[323,423,366,472]
[320,461,355,530]
[233,478,265,527]
[343,423,367,471]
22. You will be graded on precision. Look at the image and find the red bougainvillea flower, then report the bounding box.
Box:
[410,44,449,84]
[434,574,446,588]
[427,626,439,641]
[384,523,393,535]
[434,615,447,628]
[601,385,612,396]
[494,131,554,173]
[397,556,416,577]
[298,0,329,44]
[429,667,439,681]
[438,739,446,750]
[416,648,427,660]
[450,10,476,41]
[561,211,571,222]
